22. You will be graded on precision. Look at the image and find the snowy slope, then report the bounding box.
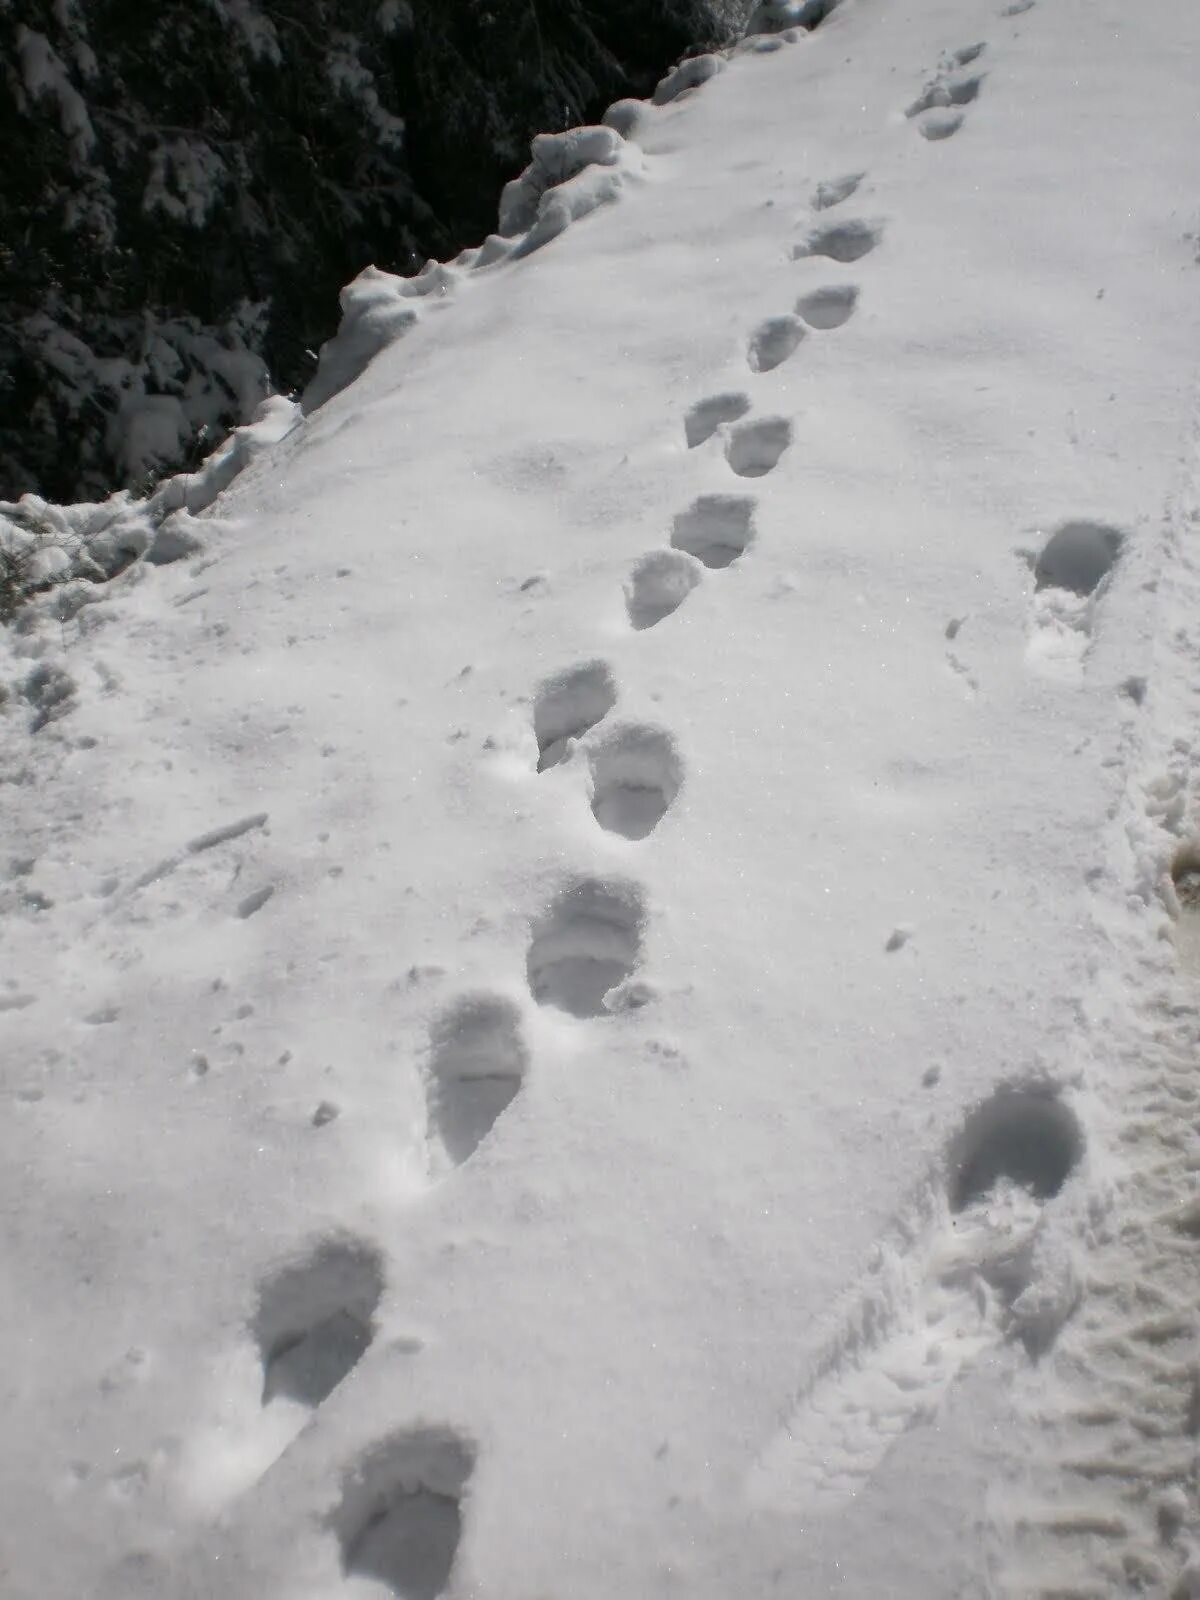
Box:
[3,1,1200,1597]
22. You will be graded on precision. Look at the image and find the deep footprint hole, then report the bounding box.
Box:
[589,726,683,841]
[948,1088,1083,1213]
[334,1429,474,1600]
[254,1238,384,1407]
[919,111,964,141]
[625,549,703,630]
[946,73,984,105]
[533,660,617,770]
[671,495,756,569]
[748,316,805,373]
[684,392,751,449]
[726,416,792,478]
[795,284,858,329]
[793,219,881,264]
[527,878,643,1018]
[427,995,528,1165]
[811,171,865,211]
[1034,520,1125,597]
[1170,842,1200,911]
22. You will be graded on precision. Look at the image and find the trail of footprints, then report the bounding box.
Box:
[631,162,874,633]
[744,19,1175,1593]
[905,42,988,142]
[224,12,1132,1594]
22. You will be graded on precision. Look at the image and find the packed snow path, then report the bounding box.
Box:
[2,0,1200,1596]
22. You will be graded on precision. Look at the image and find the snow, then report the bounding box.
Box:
[3,0,1200,1596]
[325,40,405,153]
[15,23,95,163]
[143,137,229,228]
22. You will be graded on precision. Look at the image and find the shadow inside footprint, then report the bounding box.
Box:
[908,74,984,116]
[533,660,617,770]
[625,550,703,630]
[811,171,865,211]
[527,878,643,1017]
[1171,842,1200,968]
[1034,520,1124,596]
[948,1087,1083,1212]
[254,1238,384,1407]
[671,495,755,568]
[726,416,792,478]
[589,726,682,840]
[684,392,751,448]
[918,111,964,140]
[792,219,881,264]
[748,315,805,373]
[427,995,528,1164]
[334,1430,474,1600]
[795,284,858,329]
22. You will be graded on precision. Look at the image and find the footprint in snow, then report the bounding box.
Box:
[527,877,644,1018]
[588,725,683,840]
[254,1237,384,1407]
[425,994,528,1165]
[725,416,792,478]
[533,660,617,771]
[795,283,859,330]
[791,218,882,264]
[684,392,752,448]
[747,315,805,373]
[1024,518,1125,678]
[236,884,275,919]
[333,1428,474,1600]
[811,171,865,212]
[671,495,756,568]
[907,64,986,142]
[625,549,705,630]
[917,110,965,142]
[748,1085,1084,1512]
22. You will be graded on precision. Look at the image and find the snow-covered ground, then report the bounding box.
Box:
[4,0,1200,1595]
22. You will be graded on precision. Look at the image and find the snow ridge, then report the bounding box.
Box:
[0,14,807,623]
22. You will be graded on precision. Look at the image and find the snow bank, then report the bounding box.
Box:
[0,394,300,611]
[301,267,421,414]
[651,52,725,105]
[3,4,782,614]
[302,118,655,414]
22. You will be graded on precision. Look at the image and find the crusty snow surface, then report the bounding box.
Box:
[4,1,1200,1596]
